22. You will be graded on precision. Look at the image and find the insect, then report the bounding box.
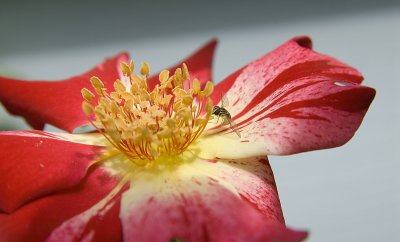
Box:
[212,94,241,138]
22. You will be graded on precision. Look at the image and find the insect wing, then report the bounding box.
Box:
[226,117,241,138]
[221,94,229,108]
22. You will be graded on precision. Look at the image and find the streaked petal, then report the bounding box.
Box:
[0,167,125,242]
[119,155,307,242]
[211,36,375,155]
[147,39,217,90]
[0,131,102,213]
[205,156,285,223]
[0,53,129,133]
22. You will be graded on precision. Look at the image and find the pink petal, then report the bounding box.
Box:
[0,131,102,213]
[147,39,217,90]
[119,157,307,242]
[212,36,375,155]
[0,167,125,242]
[0,53,129,133]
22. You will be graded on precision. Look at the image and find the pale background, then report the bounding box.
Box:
[1,0,399,241]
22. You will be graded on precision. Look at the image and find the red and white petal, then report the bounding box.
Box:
[119,156,307,242]
[0,53,128,133]
[147,39,217,90]
[0,131,103,213]
[211,36,375,155]
[205,156,285,223]
[237,81,374,154]
[0,167,126,242]
[186,154,285,223]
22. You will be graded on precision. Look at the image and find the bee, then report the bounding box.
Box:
[212,94,241,138]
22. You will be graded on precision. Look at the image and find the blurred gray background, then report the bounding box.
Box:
[1,0,399,241]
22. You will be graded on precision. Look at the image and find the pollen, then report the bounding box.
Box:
[82,61,214,164]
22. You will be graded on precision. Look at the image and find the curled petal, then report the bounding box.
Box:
[119,156,307,242]
[0,167,125,242]
[0,131,103,213]
[212,36,375,155]
[0,53,129,132]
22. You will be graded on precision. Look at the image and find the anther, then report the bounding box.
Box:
[82,61,214,163]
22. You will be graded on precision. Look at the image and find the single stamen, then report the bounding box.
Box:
[82,61,213,164]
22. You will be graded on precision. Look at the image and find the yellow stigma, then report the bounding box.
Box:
[82,61,214,164]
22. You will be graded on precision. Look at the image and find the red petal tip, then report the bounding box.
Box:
[292,36,313,49]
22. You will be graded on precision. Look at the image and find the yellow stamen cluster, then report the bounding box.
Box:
[82,61,214,163]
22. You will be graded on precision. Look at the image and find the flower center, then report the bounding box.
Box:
[81,60,214,164]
